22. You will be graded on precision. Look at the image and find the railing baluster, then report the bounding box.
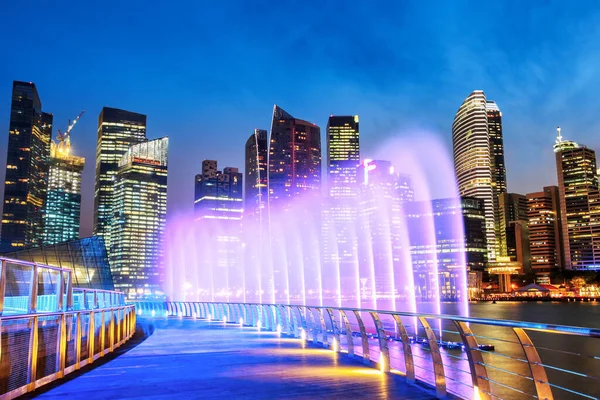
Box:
[325,308,340,352]
[513,327,554,400]
[88,311,95,362]
[317,309,327,346]
[370,312,390,372]
[339,309,354,356]
[454,321,491,400]
[27,315,39,390]
[56,313,67,377]
[353,310,370,364]
[391,314,415,384]
[29,263,39,313]
[418,317,446,399]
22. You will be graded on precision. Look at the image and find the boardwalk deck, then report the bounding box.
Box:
[32,318,434,399]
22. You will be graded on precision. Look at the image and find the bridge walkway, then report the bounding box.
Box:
[31,318,434,399]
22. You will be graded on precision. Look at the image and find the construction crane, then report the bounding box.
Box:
[55,110,85,155]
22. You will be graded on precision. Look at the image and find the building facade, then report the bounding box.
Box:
[244,129,268,218]
[93,107,147,250]
[527,186,564,276]
[498,193,529,265]
[1,81,53,250]
[405,197,486,301]
[195,160,243,221]
[42,138,85,245]
[268,105,321,209]
[323,116,360,298]
[452,90,505,264]
[554,129,600,270]
[110,138,168,299]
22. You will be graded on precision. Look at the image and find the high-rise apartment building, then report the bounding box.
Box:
[110,137,168,299]
[93,107,147,250]
[1,81,53,250]
[527,186,564,276]
[42,136,85,245]
[268,105,321,209]
[244,129,268,218]
[554,128,600,270]
[452,90,506,263]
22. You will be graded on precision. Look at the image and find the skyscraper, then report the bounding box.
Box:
[195,160,243,221]
[452,90,505,263]
[323,116,360,299]
[498,193,528,259]
[527,186,564,276]
[93,107,147,250]
[554,128,600,270]
[327,115,359,197]
[194,160,243,299]
[268,105,321,209]
[42,135,85,245]
[110,137,168,299]
[1,81,53,250]
[244,129,268,218]
[357,160,400,299]
[404,197,487,301]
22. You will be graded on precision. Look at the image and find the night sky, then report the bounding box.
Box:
[1,1,600,236]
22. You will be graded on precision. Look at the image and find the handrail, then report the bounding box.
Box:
[0,304,136,400]
[135,301,600,400]
[0,257,126,316]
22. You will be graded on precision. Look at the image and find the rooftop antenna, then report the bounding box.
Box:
[556,126,562,143]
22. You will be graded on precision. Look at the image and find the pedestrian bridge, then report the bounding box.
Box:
[1,257,599,400]
[32,317,434,399]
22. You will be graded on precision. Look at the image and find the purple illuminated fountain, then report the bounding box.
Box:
[164,133,470,317]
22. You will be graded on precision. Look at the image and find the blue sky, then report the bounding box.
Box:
[1,1,600,236]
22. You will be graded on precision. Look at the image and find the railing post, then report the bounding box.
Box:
[75,312,82,370]
[56,270,65,312]
[0,259,7,316]
[88,311,95,362]
[325,308,341,352]
[306,307,318,342]
[109,309,115,352]
[56,313,67,377]
[27,316,39,390]
[29,263,39,313]
[454,321,491,400]
[66,271,73,311]
[513,328,553,400]
[353,310,370,364]
[100,310,106,355]
[339,309,354,356]
[286,305,296,336]
[93,290,98,309]
[370,312,390,372]
[296,306,307,334]
[317,309,327,346]
[391,314,415,384]
[418,317,446,399]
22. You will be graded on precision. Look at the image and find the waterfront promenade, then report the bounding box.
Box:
[31,318,434,400]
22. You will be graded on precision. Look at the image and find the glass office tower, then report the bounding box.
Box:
[93,107,147,250]
[1,81,53,250]
[110,137,168,299]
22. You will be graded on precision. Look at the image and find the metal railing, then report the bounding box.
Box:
[0,257,136,400]
[136,301,600,400]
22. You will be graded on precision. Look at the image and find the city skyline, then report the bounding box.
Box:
[2,2,600,237]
